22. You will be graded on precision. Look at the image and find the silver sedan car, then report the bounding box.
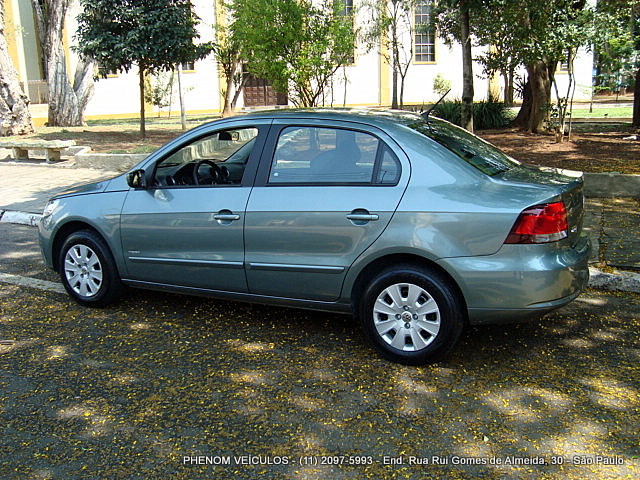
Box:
[39,109,590,364]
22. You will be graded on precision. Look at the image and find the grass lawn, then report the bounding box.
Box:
[570,107,632,118]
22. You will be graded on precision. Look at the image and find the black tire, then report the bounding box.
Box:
[58,230,123,307]
[359,265,464,365]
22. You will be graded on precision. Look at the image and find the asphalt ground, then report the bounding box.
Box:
[1,224,639,480]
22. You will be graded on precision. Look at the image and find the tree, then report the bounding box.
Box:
[460,0,474,131]
[144,70,175,117]
[435,0,478,131]
[76,0,211,138]
[472,2,521,106]
[629,1,640,127]
[30,0,94,127]
[0,1,34,135]
[212,20,248,117]
[363,0,416,109]
[491,0,592,133]
[230,0,356,107]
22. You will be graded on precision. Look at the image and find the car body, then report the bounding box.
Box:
[38,109,590,364]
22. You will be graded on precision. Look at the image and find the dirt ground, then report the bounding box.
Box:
[479,124,640,175]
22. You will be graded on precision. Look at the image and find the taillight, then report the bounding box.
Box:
[505,201,568,244]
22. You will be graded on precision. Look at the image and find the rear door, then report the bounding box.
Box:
[244,120,409,301]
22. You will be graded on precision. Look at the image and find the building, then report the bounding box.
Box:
[4,0,594,125]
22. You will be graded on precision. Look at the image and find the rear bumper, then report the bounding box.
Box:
[440,233,590,325]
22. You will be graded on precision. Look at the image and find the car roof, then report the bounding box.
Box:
[213,108,427,131]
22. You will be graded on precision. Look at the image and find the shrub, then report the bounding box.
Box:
[431,99,513,129]
[433,73,452,96]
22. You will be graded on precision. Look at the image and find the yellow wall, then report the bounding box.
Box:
[4,0,23,80]
[378,32,391,106]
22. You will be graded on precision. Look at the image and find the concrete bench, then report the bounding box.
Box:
[0,139,76,163]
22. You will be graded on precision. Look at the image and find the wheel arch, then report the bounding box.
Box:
[51,221,115,273]
[349,253,468,322]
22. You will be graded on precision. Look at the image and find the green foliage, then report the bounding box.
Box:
[431,100,461,124]
[76,0,211,74]
[433,73,452,96]
[593,1,639,93]
[229,0,356,107]
[75,0,211,136]
[433,100,513,129]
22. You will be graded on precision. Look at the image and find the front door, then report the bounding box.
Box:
[120,124,267,292]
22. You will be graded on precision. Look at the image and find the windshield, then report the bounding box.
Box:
[409,118,519,176]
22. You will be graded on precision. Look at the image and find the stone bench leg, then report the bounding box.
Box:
[12,147,29,160]
[46,149,61,163]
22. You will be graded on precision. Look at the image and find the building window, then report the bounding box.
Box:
[414,0,435,63]
[180,62,196,72]
[559,49,572,72]
[335,0,355,64]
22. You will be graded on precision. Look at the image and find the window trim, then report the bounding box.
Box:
[260,124,402,187]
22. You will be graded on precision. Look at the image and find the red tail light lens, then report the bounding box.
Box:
[505,201,568,244]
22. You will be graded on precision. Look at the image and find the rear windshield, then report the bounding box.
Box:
[408,118,519,176]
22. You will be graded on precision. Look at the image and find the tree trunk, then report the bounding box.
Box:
[32,0,94,127]
[230,73,249,113]
[139,66,146,138]
[0,2,34,136]
[513,60,555,133]
[390,18,398,109]
[391,55,398,109]
[503,67,514,107]
[177,64,186,131]
[460,0,474,132]
[634,67,640,128]
[222,73,234,117]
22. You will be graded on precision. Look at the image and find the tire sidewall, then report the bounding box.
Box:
[58,230,121,307]
[360,266,463,365]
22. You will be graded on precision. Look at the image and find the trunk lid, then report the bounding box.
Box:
[496,164,585,245]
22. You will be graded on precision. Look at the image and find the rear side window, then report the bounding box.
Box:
[376,146,401,184]
[410,119,519,176]
[269,126,399,185]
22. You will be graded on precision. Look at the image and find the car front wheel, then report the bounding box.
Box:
[360,265,464,365]
[58,230,122,307]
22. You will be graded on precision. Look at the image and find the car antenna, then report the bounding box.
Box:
[421,89,451,121]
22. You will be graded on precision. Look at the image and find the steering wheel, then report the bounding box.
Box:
[193,160,229,185]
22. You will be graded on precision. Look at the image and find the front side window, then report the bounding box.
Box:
[414,0,435,63]
[153,127,258,187]
[269,126,386,184]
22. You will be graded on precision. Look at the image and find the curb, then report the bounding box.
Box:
[0,210,42,227]
[583,173,640,198]
[588,267,640,293]
[1,208,638,295]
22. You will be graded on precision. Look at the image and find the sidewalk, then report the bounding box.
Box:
[1,157,638,291]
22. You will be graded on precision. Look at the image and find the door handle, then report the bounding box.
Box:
[346,213,379,221]
[213,214,240,221]
[213,213,240,222]
[347,209,379,224]
[213,209,240,223]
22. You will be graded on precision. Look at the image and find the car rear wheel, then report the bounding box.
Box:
[58,230,122,307]
[360,265,464,365]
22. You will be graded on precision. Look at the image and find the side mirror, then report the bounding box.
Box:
[127,169,147,189]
